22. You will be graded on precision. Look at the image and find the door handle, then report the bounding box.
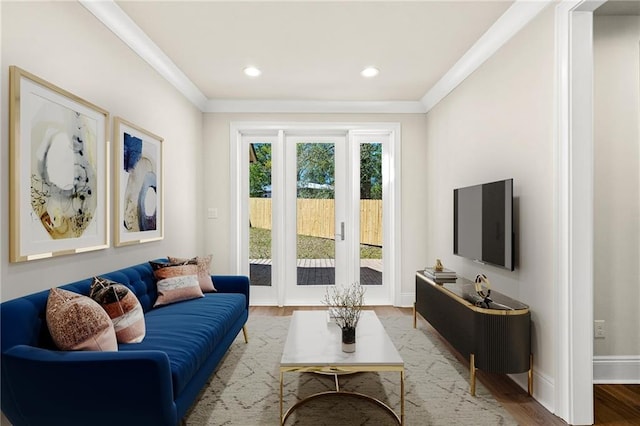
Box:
[336,222,345,241]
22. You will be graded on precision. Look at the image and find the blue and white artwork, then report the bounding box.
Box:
[123,132,157,232]
[116,118,162,246]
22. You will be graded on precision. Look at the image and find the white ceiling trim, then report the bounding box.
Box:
[205,99,426,114]
[79,0,208,111]
[420,0,554,113]
[81,0,552,115]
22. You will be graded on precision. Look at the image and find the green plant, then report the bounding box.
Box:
[322,282,366,329]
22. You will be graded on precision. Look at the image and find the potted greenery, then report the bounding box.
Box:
[322,282,366,352]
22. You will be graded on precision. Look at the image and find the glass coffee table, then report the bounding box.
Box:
[279,310,404,425]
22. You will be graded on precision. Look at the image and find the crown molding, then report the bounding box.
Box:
[82,0,552,115]
[420,0,554,113]
[205,99,426,114]
[79,0,208,111]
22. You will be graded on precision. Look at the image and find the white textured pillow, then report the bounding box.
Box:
[46,288,118,351]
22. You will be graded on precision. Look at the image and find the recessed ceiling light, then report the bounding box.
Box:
[244,66,262,77]
[361,67,379,78]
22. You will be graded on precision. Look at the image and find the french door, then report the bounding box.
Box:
[232,123,399,307]
[283,135,347,304]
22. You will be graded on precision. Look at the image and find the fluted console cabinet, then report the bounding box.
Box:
[414,271,532,396]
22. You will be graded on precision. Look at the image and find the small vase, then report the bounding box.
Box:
[341,326,356,353]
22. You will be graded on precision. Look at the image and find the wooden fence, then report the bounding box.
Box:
[249,198,382,246]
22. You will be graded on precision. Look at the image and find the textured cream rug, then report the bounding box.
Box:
[185,314,517,425]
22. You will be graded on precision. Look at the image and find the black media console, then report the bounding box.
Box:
[413,271,532,396]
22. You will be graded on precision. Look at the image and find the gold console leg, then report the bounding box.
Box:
[401,370,405,425]
[528,353,534,396]
[242,326,249,343]
[470,354,476,396]
[413,304,416,328]
[280,371,284,425]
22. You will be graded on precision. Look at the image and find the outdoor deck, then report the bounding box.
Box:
[249,259,382,286]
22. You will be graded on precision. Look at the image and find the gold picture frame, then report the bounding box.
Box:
[113,117,164,246]
[9,66,110,262]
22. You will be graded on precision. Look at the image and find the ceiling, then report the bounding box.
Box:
[114,1,512,103]
[595,0,640,15]
[78,1,562,112]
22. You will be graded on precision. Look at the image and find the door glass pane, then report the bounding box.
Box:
[249,142,272,286]
[360,142,383,285]
[296,142,335,286]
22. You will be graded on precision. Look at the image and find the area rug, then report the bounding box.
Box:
[184,314,517,425]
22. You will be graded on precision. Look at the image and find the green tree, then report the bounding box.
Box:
[250,142,382,200]
[360,143,382,200]
[249,143,272,197]
[297,143,335,199]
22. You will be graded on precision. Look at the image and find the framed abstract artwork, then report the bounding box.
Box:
[9,66,110,262]
[113,117,164,246]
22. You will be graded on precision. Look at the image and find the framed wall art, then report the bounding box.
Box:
[113,117,164,246]
[9,66,110,262]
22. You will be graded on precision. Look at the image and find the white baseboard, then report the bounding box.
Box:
[509,369,556,414]
[593,355,640,384]
[399,292,415,307]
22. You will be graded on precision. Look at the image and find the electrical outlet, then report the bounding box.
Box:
[594,320,606,338]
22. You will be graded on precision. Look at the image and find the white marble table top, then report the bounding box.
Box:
[280,310,403,367]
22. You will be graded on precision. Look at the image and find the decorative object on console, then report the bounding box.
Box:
[114,117,163,247]
[46,287,117,351]
[8,66,110,262]
[168,254,216,292]
[89,276,146,343]
[322,282,365,352]
[434,258,444,272]
[424,265,457,282]
[474,273,492,307]
[150,260,203,307]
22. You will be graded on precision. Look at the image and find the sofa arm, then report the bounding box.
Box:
[1,345,177,426]
[212,275,250,309]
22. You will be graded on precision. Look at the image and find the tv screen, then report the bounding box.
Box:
[453,179,514,270]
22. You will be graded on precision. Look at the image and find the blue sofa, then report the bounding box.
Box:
[0,260,250,426]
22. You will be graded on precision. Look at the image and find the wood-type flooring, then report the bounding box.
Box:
[250,306,640,425]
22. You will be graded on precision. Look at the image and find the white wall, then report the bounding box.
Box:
[202,113,429,299]
[593,16,640,357]
[0,2,203,302]
[424,6,556,406]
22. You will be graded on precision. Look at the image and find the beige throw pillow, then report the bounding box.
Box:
[168,255,216,292]
[150,260,203,307]
[46,288,118,351]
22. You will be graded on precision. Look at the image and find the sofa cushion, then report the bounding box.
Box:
[150,260,203,307]
[168,255,216,293]
[46,288,118,351]
[118,292,246,396]
[90,277,146,343]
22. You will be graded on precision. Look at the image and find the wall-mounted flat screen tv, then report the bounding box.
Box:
[453,179,514,271]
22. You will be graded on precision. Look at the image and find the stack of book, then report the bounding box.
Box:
[423,267,457,282]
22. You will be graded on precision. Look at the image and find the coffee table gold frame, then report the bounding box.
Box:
[279,365,405,425]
